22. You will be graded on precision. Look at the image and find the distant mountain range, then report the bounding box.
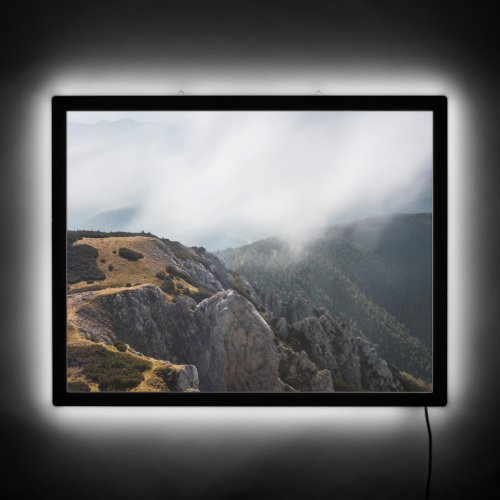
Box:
[217,213,432,381]
[74,206,139,232]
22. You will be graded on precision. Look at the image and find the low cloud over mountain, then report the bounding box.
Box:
[68,111,432,250]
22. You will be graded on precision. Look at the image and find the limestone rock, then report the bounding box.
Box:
[286,297,314,324]
[181,259,225,292]
[355,338,398,391]
[73,277,400,393]
[230,273,263,310]
[78,286,283,392]
[69,231,411,394]
[194,290,280,391]
[292,316,340,374]
[275,316,288,340]
[277,344,334,392]
[261,292,283,319]
[168,365,200,392]
[285,298,398,392]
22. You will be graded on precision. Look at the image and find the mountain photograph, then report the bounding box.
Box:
[66,109,434,393]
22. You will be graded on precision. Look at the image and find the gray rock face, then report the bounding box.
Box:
[168,365,200,392]
[79,286,282,392]
[231,273,263,310]
[317,314,359,386]
[292,316,340,374]
[70,232,413,393]
[286,297,314,324]
[70,293,116,344]
[181,260,225,292]
[73,283,399,393]
[286,300,398,391]
[94,285,184,360]
[277,343,334,392]
[156,239,226,293]
[195,290,280,391]
[261,292,283,319]
[355,338,398,391]
[275,317,288,340]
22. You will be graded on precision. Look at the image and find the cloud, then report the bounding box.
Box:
[67,111,432,250]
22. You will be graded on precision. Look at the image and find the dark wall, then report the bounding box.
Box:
[2,2,499,498]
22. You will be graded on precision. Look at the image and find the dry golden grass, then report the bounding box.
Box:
[70,236,166,291]
[67,297,191,393]
[67,316,178,393]
[66,235,203,392]
[69,236,199,299]
[131,360,173,392]
[67,318,101,392]
[400,371,432,392]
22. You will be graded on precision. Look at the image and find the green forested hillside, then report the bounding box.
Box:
[332,212,432,347]
[218,213,432,381]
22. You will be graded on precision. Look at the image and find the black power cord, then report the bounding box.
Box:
[424,406,433,500]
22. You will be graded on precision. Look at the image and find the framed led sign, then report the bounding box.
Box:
[53,95,447,405]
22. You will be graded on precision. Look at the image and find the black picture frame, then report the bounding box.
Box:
[53,95,447,406]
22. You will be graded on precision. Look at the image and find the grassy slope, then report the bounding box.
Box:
[66,230,430,392]
[66,235,207,392]
[69,236,199,299]
[67,305,192,393]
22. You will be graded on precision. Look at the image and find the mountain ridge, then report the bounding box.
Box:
[217,213,432,381]
[66,216,431,393]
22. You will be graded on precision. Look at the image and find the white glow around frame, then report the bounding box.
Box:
[27,67,468,435]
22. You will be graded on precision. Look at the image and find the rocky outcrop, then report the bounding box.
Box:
[286,297,314,324]
[181,259,225,292]
[275,316,288,339]
[92,285,183,361]
[69,292,116,344]
[195,290,280,391]
[261,292,283,319]
[73,280,401,393]
[281,298,399,391]
[77,286,282,392]
[156,239,225,293]
[277,343,334,392]
[230,273,263,311]
[69,232,415,393]
[355,338,398,391]
[165,365,200,392]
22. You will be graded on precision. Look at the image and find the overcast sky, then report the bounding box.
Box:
[67,110,432,250]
